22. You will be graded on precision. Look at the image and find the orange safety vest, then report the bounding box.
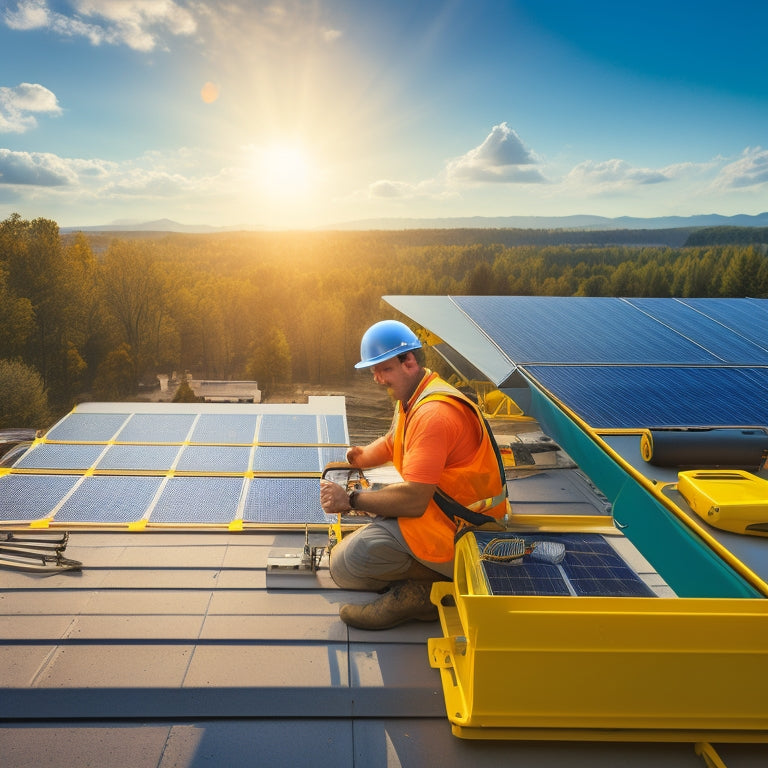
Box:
[393,372,507,563]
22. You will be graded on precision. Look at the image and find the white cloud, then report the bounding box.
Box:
[4,0,197,51]
[4,1,342,53]
[715,147,768,189]
[0,148,76,185]
[564,158,670,190]
[322,27,342,43]
[4,0,49,29]
[446,122,546,184]
[368,179,416,199]
[0,83,62,133]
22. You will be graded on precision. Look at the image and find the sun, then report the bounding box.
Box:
[253,143,313,198]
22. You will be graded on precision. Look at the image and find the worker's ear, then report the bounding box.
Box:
[402,352,421,372]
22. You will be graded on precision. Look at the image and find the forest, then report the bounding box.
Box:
[1,212,767,427]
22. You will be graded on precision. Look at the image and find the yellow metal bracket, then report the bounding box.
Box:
[695,742,728,768]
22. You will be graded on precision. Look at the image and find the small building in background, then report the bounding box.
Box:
[187,380,262,403]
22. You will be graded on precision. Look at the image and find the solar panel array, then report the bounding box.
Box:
[475,531,656,597]
[0,402,349,528]
[385,296,768,429]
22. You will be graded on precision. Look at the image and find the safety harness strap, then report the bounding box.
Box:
[432,412,508,527]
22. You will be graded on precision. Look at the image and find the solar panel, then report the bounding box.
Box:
[14,443,105,471]
[96,444,182,472]
[257,414,323,443]
[0,400,347,528]
[175,445,252,474]
[189,413,259,444]
[475,532,656,597]
[149,477,245,523]
[252,446,324,474]
[116,413,197,443]
[0,474,80,521]
[243,478,323,523]
[384,295,768,429]
[54,476,163,524]
[45,412,128,442]
[526,365,768,429]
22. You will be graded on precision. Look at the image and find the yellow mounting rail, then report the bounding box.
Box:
[428,530,768,742]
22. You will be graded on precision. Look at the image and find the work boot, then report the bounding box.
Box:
[339,580,439,630]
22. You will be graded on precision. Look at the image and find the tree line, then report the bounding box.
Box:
[1,212,767,427]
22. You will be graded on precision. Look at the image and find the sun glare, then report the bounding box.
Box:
[253,143,313,197]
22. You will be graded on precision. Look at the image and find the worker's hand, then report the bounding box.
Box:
[345,446,365,466]
[320,479,351,515]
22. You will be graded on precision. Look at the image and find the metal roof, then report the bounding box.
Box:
[2,396,741,766]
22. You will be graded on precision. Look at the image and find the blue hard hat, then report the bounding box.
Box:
[355,320,422,369]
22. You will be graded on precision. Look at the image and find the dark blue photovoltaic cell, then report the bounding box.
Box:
[257,414,320,443]
[175,445,251,473]
[252,446,323,473]
[116,414,196,443]
[243,478,322,523]
[2,403,351,526]
[625,298,768,364]
[0,474,80,521]
[14,443,105,470]
[45,412,128,442]
[54,476,163,523]
[320,415,348,444]
[453,296,721,364]
[475,532,655,597]
[681,298,768,350]
[149,477,244,523]
[525,365,768,429]
[96,444,182,471]
[189,413,259,444]
[320,446,349,466]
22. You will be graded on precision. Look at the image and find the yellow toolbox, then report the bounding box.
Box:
[677,469,768,536]
[428,530,768,741]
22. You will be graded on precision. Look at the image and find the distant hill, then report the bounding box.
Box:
[60,218,230,234]
[331,212,768,231]
[61,212,768,235]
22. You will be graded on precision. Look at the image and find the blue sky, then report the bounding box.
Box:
[1,0,767,229]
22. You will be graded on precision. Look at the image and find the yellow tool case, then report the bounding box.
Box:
[428,530,768,742]
[677,469,768,536]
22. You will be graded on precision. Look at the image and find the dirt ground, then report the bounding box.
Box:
[280,377,394,445]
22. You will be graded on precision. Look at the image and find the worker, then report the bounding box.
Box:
[319,319,508,630]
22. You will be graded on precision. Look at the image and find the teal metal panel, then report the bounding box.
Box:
[521,383,761,599]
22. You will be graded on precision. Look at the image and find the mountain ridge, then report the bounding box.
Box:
[60,212,768,234]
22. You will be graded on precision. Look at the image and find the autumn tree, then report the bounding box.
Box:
[246,326,292,399]
[0,359,50,428]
